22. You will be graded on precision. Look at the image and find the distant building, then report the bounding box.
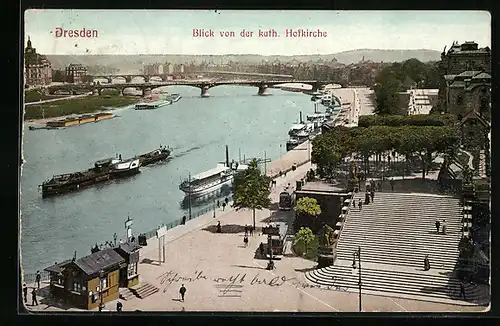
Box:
[165,62,174,74]
[24,36,52,86]
[65,63,88,84]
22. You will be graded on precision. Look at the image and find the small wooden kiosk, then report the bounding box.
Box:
[113,242,141,288]
[44,248,126,310]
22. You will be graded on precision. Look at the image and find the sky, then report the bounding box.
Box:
[24,10,491,55]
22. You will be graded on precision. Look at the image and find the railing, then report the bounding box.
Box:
[141,199,231,241]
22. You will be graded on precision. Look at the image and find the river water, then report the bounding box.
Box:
[20,85,316,275]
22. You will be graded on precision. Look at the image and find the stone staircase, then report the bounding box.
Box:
[305,192,490,305]
[119,282,159,301]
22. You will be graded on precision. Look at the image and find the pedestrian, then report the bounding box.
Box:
[182,215,186,225]
[370,190,374,202]
[459,281,466,300]
[365,192,370,204]
[216,221,221,233]
[116,301,123,312]
[31,288,38,306]
[243,235,248,247]
[424,255,430,271]
[390,178,394,191]
[249,226,253,236]
[352,199,356,208]
[442,219,447,235]
[259,242,265,256]
[217,200,220,208]
[179,284,187,302]
[358,199,363,211]
[435,220,441,234]
[35,271,41,289]
[222,202,226,211]
[23,283,28,303]
[225,197,229,205]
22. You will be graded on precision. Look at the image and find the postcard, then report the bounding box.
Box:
[20,9,491,313]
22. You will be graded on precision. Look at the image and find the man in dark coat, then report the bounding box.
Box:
[35,271,41,289]
[31,288,38,306]
[23,283,28,303]
[179,284,187,302]
[435,220,441,234]
[116,301,123,312]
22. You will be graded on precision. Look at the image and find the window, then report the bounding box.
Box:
[100,277,108,290]
[73,281,82,292]
[128,263,138,278]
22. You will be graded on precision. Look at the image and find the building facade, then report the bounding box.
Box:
[24,37,52,86]
[65,63,88,84]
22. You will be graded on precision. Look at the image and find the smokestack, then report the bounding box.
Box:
[300,111,303,123]
[225,145,229,167]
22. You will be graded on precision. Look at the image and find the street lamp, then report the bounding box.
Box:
[213,199,216,218]
[351,246,362,312]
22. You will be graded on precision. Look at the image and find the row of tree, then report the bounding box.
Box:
[312,124,459,180]
[373,58,441,115]
[358,114,456,127]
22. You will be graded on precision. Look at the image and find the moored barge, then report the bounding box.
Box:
[138,146,171,166]
[45,113,113,128]
[40,157,140,198]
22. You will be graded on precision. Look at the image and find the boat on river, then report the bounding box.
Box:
[40,157,141,198]
[138,146,171,166]
[135,99,172,110]
[169,93,181,103]
[45,113,114,128]
[179,146,248,197]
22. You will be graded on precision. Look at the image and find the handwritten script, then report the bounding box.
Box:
[156,270,350,294]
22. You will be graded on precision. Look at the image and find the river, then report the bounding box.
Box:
[20,85,316,275]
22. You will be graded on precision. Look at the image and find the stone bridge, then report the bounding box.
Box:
[45,79,338,97]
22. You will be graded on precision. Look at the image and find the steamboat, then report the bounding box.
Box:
[40,157,140,198]
[138,146,171,166]
[45,113,114,128]
[179,146,248,197]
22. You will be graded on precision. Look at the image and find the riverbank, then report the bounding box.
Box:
[23,95,139,120]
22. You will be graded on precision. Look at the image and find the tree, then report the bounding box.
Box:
[294,227,316,256]
[233,158,271,230]
[295,197,322,217]
[51,69,65,82]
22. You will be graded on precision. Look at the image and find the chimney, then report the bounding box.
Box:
[299,111,303,123]
[72,251,77,261]
[225,145,230,167]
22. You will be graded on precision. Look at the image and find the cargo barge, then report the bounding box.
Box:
[45,113,114,128]
[40,157,140,198]
[138,146,171,166]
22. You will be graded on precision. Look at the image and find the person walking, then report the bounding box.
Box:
[31,288,38,306]
[370,190,375,202]
[182,215,186,225]
[352,199,356,208]
[435,220,441,234]
[222,202,226,211]
[116,301,123,312]
[358,199,363,211]
[35,271,41,289]
[225,197,229,205]
[23,283,28,303]
[424,255,431,271]
[390,178,395,192]
[217,200,220,208]
[179,284,187,302]
[442,219,447,235]
[243,235,249,247]
[216,221,222,233]
[249,226,253,236]
[459,281,466,300]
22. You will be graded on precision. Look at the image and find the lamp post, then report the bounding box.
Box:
[352,246,362,312]
[213,199,216,218]
[125,216,133,243]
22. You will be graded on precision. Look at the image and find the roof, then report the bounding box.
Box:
[74,248,125,276]
[456,71,483,78]
[116,242,141,254]
[459,110,490,128]
[44,259,73,274]
[472,72,491,79]
[192,164,229,181]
